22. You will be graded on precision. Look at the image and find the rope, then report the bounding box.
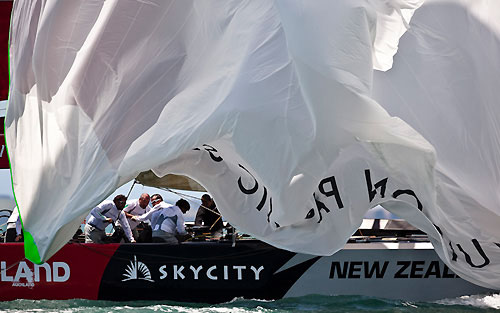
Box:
[199,205,221,217]
[157,187,202,201]
[156,186,221,216]
[126,179,137,199]
[3,257,27,272]
[209,216,222,231]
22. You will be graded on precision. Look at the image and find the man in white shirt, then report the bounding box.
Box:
[119,193,150,241]
[85,194,136,243]
[4,207,22,243]
[133,195,191,244]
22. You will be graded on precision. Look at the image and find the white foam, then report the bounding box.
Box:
[436,293,500,309]
[226,297,274,304]
[128,305,273,313]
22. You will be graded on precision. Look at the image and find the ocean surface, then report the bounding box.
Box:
[1,294,499,313]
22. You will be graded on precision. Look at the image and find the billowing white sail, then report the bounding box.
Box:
[373,0,500,288]
[5,0,500,289]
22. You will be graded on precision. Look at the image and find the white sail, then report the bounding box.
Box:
[5,0,500,289]
[373,0,500,288]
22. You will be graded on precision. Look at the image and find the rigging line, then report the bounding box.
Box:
[126,179,137,199]
[209,216,222,231]
[157,186,222,217]
[157,187,223,217]
[199,205,220,217]
[3,257,27,272]
[157,186,202,201]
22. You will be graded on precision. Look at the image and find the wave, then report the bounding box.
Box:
[436,293,500,310]
[1,294,499,313]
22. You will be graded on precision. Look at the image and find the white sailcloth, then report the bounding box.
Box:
[5,0,500,289]
[373,0,500,288]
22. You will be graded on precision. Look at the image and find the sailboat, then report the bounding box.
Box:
[1,0,500,302]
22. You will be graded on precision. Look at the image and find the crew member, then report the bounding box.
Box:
[133,194,190,244]
[195,194,223,235]
[119,193,150,241]
[4,207,22,242]
[85,194,135,243]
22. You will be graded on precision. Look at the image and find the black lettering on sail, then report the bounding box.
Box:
[318,176,344,209]
[364,169,388,202]
[313,193,330,223]
[237,164,273,219]
[434,225,458,262]
[202,144,223,162]
[256,187,267,212]
[392,189,423,211]
[305,208,315,219]
[433,224,443,235]
[449,242,458,261]
[456,239,490,268]
[237,164,258,195]
[267,197,272,222]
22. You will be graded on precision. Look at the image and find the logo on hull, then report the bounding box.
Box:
[1,260,70,288]
[122,255,154,282]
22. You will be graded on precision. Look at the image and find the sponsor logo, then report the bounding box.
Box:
[158,264,265,281]
[122,255,154,282]
[329,260,459,279]
[120,256,265,283]
[1,261,70,287]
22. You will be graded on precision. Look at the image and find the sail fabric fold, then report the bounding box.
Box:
[5,0,500,289]
[373,0,500,288]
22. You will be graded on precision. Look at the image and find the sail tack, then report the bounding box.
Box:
[5,0,500,289]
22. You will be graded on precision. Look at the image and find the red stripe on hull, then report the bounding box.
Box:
[0,243,118,301]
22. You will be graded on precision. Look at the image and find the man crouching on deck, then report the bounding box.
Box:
[85,194,136,243]
[132,194,191,244]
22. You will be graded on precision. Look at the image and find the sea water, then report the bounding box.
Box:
[0,294,499,313]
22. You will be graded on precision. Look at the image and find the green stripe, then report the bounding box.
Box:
[23,230,42,264]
